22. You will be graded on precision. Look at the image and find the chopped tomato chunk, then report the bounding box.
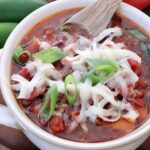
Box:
[19,67,32,80]
[128,59,141,76]
[49,116,65,133]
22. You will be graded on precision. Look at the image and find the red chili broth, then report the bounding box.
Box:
[11,8,150,143]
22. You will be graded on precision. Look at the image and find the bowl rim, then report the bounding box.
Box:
[1,0,150,149]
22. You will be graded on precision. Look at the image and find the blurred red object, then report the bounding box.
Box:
[123,0,150,10]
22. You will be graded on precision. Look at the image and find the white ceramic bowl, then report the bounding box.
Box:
[0,0,150,150]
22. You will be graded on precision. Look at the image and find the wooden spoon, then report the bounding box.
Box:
[66,0,122,37]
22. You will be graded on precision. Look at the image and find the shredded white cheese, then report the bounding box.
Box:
[11,27,141,124]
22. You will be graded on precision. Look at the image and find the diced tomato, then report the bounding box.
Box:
[49,116,65,133]
[135,79,148,89]
[19,67,32,80]
[128,59,141,76]
[53,61,64,71]
[132,98,145,108]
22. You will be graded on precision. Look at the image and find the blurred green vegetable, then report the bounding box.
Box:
[0,22,17,48]
[0,0,46,22]
[13,46,31,65]
[40,84,58,121]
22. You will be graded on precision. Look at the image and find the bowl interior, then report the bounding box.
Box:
[1,0,150,149]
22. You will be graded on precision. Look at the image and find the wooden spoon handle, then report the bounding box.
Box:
[66,0,122,37]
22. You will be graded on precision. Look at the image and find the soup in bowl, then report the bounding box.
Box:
[0,0,150,150]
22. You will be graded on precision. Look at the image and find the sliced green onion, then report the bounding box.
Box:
[57,25,70,32]
[64,74,78,105]
[13,46,31,65]
[40,84,58,121]
[129,29,147,41]
[82,59,119,84]
[33,47,66,64]
[82,65,115,84]
[91,65,114,84]
[86,59,119,69]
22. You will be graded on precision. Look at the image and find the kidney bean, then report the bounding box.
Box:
[19,67,32,80]
[128,59,141,76]
[135,79,148,89]
[21,100,32,107]
[132,98,145,108]
[49,116,65,133]
[19,52,30,64]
